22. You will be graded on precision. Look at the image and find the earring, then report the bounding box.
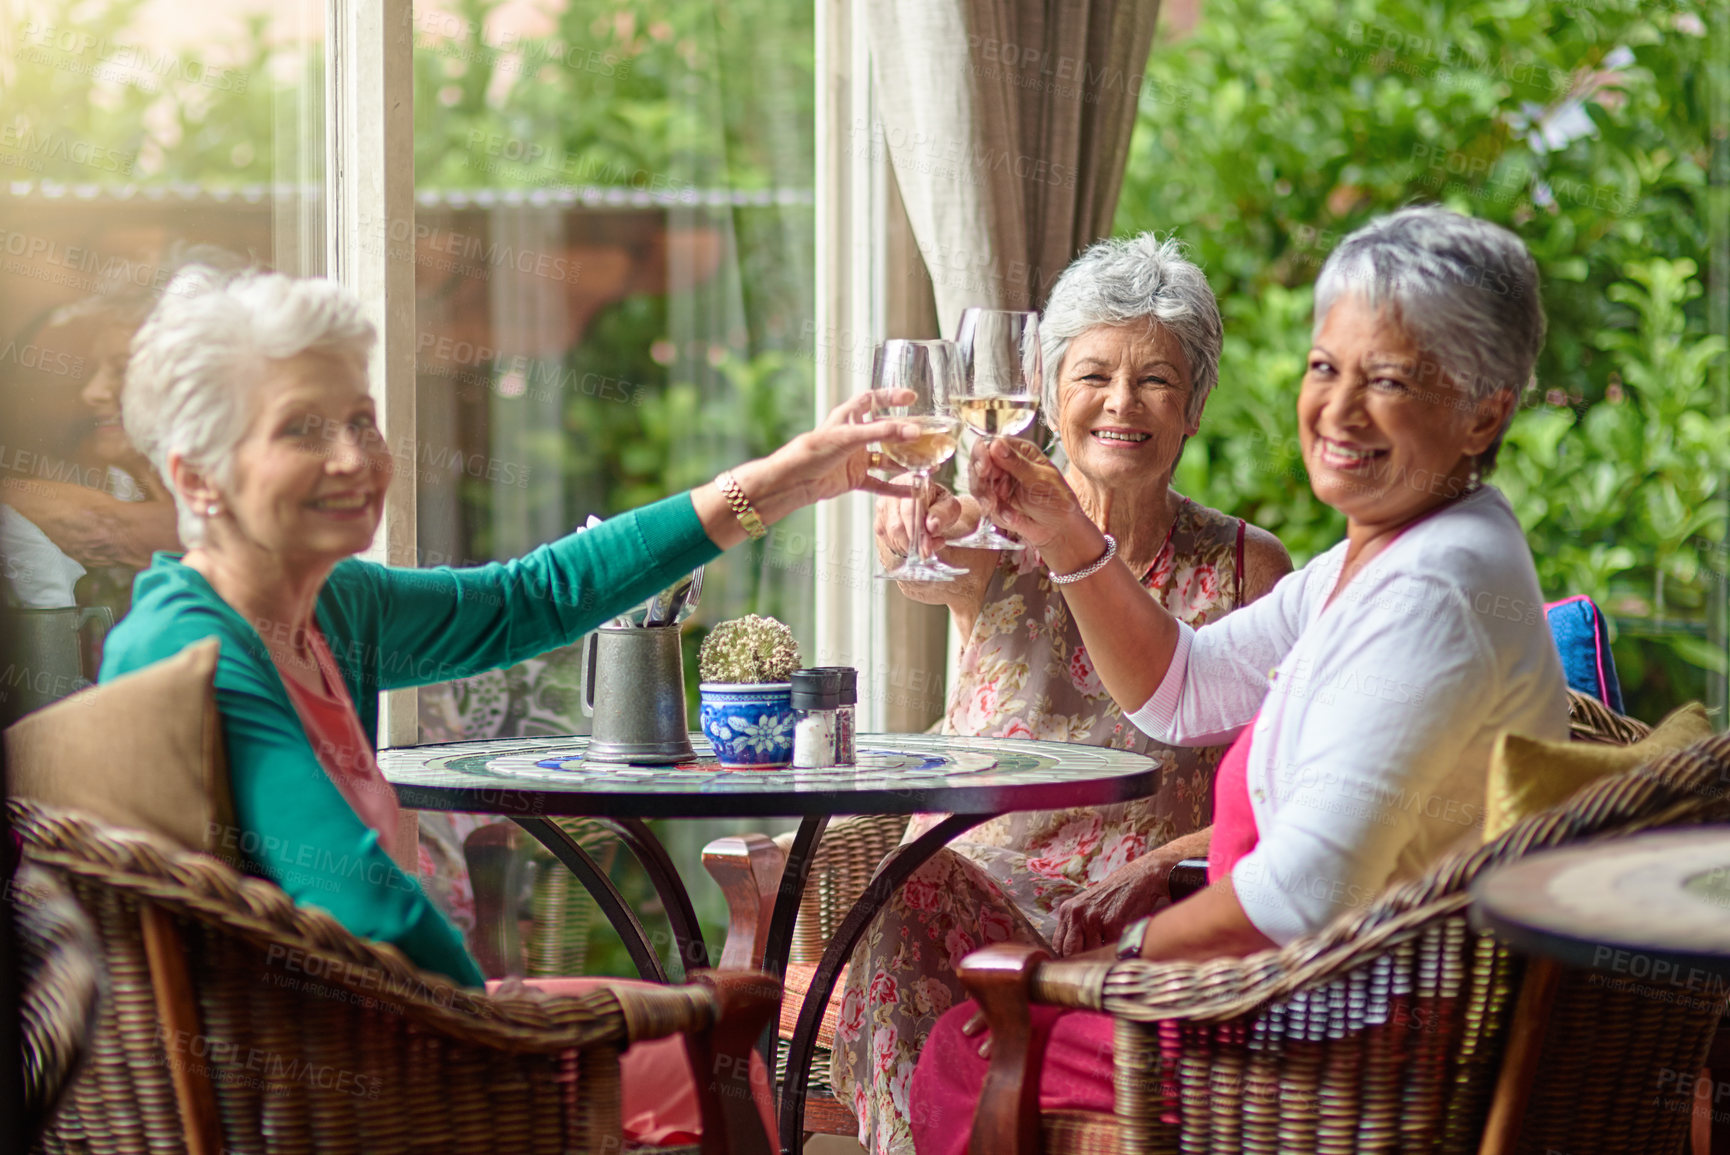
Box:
[205,502,221,518]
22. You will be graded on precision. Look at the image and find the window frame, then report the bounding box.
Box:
[327,0,418,747]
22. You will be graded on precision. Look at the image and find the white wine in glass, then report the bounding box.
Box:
[954,395,1038,439]
[952,308,1042,550]
[870,339,968,582]
[883,415,962,472]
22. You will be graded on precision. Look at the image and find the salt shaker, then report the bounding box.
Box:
[790,669,842,768]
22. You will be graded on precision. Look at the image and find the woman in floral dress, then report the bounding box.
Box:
[834,235,1291,1155]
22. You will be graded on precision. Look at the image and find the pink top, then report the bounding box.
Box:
[277,628,401,859]
[1207,714,1259,886]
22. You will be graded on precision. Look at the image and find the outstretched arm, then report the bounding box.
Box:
[691,388,920,549]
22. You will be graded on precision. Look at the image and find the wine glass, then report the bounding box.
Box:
[951,308,1042,550]
[871,339,967,582]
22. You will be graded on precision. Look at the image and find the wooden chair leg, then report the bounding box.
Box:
[703,835,785,971]
[960,943,1055,1155]
[1479,956,1562,1155]
[140,905,221,1155]
[685,970,782,1155]
[1698,1019,1730,1155]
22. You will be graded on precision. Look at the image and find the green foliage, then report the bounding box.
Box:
[3,0,288,185]
[412,0,813,191]
[1123,0,1725,717]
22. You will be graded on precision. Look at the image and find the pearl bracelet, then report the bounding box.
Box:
[1049,534,1117,585]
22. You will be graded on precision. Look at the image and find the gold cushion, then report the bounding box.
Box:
[1484,701,1712,841]
[4,638,233,852]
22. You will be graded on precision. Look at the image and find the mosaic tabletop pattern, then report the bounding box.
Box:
[378,732,1160,818]
[1473,828,1730,979]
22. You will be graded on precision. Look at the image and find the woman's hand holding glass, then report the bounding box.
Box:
[971,436,1108,576]
[711,389,923,548]
[871,340,967,582]
[950,308,1043,550]
[873,481,980,565]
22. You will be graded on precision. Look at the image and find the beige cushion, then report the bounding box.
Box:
[1483,701,1713,841]
[5,638,232,852]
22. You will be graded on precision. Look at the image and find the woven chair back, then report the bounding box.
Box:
[1091,731,1730,1155]
[779,813,910,965]
[11,801,649,1155]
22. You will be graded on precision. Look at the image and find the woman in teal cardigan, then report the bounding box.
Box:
[101,264,919,989]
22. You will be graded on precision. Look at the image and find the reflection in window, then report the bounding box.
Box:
[410,1,817,745]
[0,0,323,721]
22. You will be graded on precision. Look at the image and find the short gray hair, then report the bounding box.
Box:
[1313,205,1544,473]
[123,268,376,545]
[1040,234,1223,433]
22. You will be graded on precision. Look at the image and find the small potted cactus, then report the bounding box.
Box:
[697,614,801,769]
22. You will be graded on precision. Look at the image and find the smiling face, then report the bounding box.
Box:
[80,322,136,464]
[214,350,393,566]
[1299,294,1510,535]
[1055,322,1198,491]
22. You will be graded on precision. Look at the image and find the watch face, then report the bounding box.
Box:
[1116,916,1149,960]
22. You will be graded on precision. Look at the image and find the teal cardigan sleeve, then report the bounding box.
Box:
[327,492,721,690]
[103,491,717,988]
[101,592,484,987]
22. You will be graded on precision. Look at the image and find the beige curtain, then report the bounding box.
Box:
[868,0,1162,335]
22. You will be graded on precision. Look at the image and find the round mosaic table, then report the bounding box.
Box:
[1471,827,1730,983]
[379,731,1158,1149]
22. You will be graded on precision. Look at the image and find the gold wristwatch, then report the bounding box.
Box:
[1116,915,1153,960]
[715,470,766,540]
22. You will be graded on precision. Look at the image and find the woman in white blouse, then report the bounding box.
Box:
[987,205,1567,961]
[909,206,1570,1155]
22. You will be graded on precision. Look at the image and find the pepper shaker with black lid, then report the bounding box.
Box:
[819,666,858,765]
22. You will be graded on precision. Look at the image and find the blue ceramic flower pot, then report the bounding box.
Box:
[698,682,795,769]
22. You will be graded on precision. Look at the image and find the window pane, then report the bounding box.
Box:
[0,0,323,718]
[411,1,816,741]
[409,1,817,975]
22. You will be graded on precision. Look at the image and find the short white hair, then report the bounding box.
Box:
[1313,206,1544,473]
[1040,234,1223,434]
[123,267,376,545]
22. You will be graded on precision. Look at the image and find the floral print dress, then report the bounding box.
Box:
[832,497,1247,1155]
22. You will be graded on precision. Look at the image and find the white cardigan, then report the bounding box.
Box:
[1127,485,1568,944]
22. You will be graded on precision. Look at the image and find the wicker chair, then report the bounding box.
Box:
[702,691,1661,1142]
[465,818,621,979]
[703,814,909,1135]
[13,800,778,1155]
[960,728,1730,1155]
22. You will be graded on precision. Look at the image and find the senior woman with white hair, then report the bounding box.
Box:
[98,265,921,1145]
[834,235,1290,1155]
[907,205,1570,1154]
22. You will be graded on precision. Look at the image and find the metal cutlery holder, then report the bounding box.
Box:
[581,623,695,764]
